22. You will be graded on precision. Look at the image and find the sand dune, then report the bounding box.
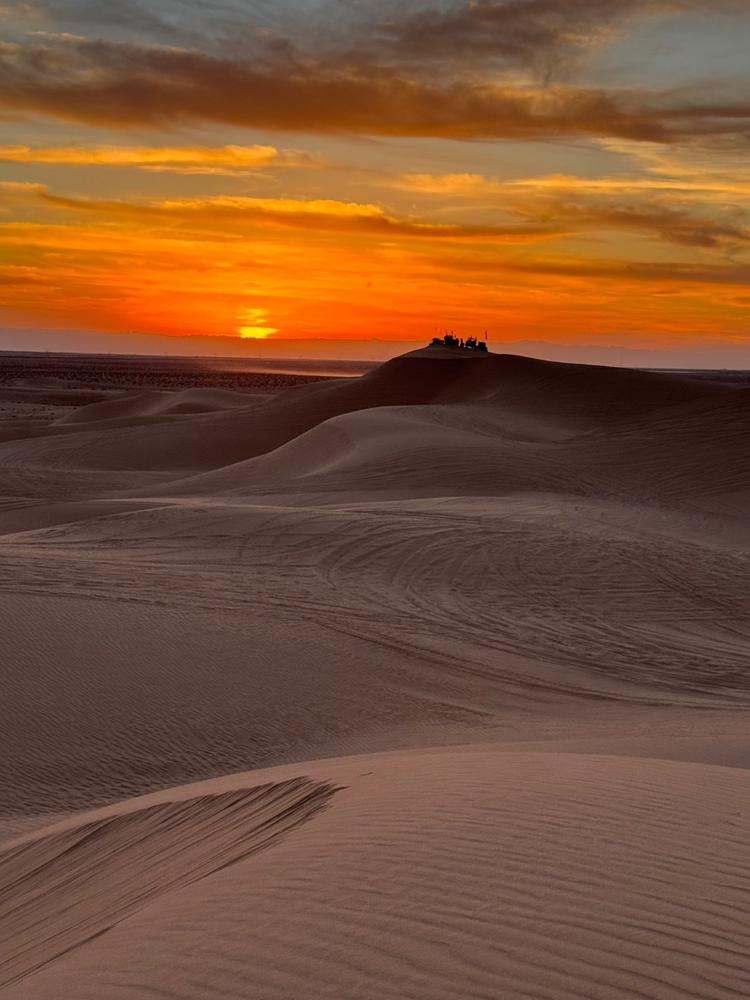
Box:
[0,350,729,488]
[1,348,749,997]
[56,386,263,425]
[155,380,750,513]
[3,749,750,1000]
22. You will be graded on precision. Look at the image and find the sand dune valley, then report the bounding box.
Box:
[1,345,750,1000]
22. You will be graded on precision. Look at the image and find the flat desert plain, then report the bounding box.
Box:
[1,347,749,999]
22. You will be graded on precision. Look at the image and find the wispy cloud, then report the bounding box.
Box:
[0,3,40,20]
[437,254,750,286]
[1,182,563,242]
[392,170,750,248]
[376,0,650,77]
[396,169,750,198]
[22,1,746,76]
[0,143,319,174]
[517,194,750,248]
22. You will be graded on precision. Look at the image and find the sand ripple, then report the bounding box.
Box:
[0,779,336,989]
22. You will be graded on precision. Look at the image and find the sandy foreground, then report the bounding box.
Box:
[1,347,749,998]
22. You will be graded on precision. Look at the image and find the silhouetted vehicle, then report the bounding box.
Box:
[430,333,488,352]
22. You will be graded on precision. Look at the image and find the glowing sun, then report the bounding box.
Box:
[238,307,277,339]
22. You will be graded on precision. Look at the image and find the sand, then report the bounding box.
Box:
[1,347,749,998]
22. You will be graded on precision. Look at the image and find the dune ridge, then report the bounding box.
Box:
[55,386,264,425]
[0,350,732,485]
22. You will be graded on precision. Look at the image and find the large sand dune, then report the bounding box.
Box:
[1,348,749,998]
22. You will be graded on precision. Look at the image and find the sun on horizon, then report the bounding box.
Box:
[235,306,277,340]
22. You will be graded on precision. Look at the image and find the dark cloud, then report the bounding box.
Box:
[374,1,745,72]
[0,33,748,144]
[378,0,644,74]
[0,1,747,145]
[27,1,743,73]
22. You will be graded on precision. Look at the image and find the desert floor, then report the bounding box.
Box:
[1,347,749,999]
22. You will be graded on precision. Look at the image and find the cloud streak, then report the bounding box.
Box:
[392,171,750,248]
[434,252,750,286]
[1,183,563,243]
[0,143,319,173]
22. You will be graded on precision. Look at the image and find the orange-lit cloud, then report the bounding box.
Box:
[5,184,563,243]
[395,169,750,198]
[391,174,750,249]
[0,143,319,174]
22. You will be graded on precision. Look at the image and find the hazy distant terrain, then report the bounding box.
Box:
[0,350,373,391]
[1,347,749,999]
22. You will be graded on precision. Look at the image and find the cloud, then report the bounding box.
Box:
[524,196,750,248]
[0,143,320,173]
[377,0,641,75]
[4,172,745,252]
[29,1,180,39]
[394,173,501,196]
[375,1,747,75]
[0,262,49,286]
[0,3,39,19]
[392,171,750,248]
[396,168,750,198]
[476,257,750,285]
[0,178,46,190]
[0,33,748,144]
[599,138,750,196]
[24,1,745,78]
[1,182,562,243]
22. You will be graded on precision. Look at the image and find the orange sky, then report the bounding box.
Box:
[0,1,748,361]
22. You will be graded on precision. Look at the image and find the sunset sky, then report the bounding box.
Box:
[0,0,749,360]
